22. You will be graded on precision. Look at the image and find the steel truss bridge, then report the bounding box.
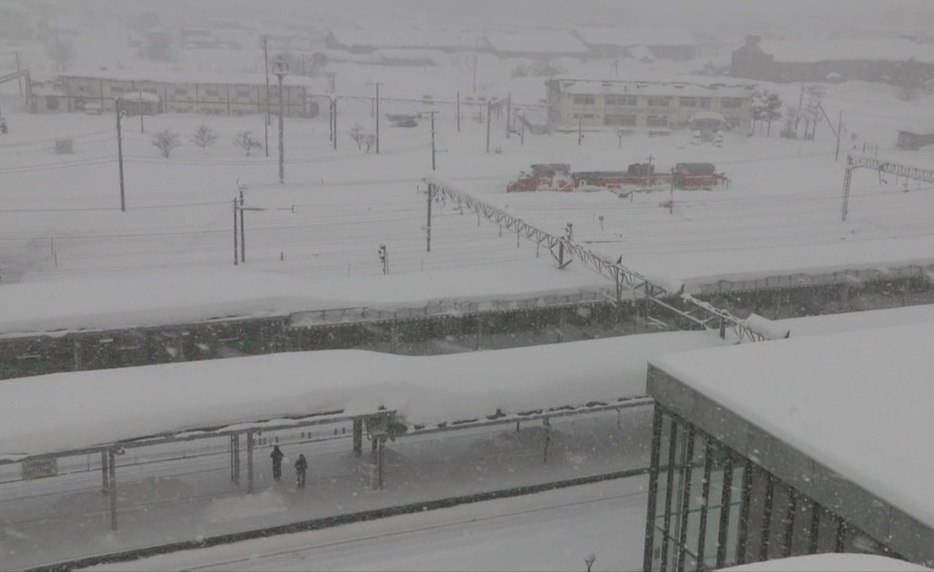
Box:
[841,153,934,221]
[425,176,768,343]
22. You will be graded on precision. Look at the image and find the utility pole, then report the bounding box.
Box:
[426,183,433,252]
[578,114,583,146]
[14,52,22,95]
[233,197,239,265]
[239,190,245,262]
[456,91,461,133]
[332,97,337,150]
[486,99,492,153]
[138,90,144,133]
[263,35,270,157]
[115,98,126,212]
[505,93,511,138]
[371,82,382,154]
[273,56,289,184]
[472,53,477,92]
[429,111,437,171]
[835,110,843,162]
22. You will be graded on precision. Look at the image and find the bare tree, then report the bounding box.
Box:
[233,131,263,156]
[349,123,365,149]
[364,133,376,153]
[151,129,181,158]
[190,123,218,154]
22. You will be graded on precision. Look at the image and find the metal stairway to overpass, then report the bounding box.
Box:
[425,176,769,343]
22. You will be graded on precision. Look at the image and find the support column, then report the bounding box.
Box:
[100,450,109,494]
[542,417,551,463]
[230,434,240,485]
[108,450,117,531]
[475,317,482,350]
[246,431,255,494]
[352,419,363,456]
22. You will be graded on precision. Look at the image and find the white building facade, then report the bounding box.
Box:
[545,77,755,133]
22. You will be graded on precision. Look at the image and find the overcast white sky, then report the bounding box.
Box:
[15,0,934,37]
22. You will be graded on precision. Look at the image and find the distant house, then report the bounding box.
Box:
[480,31,590,61]
[574,28,697,61]
[731,35,934,85]
[896,128,934,150]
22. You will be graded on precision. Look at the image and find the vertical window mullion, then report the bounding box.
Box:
[675,426,696,572]
[736,459,754,564]
[643,408,664,571]
[808,501,822,554]
[834,514,845,553]
[660,419,680,571]
[695,440,714,566]
[716,452,735,568]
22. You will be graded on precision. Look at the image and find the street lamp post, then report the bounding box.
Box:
[272,56,289,184]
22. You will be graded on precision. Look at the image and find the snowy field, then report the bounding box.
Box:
[2,61,934,303]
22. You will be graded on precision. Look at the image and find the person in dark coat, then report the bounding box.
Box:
[295,454,308,488]
[270,445,284,481]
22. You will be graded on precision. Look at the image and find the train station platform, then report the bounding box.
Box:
[0,407,652,571]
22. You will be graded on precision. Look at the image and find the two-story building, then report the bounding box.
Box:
[45,69,322,118]
[545,77,755,133]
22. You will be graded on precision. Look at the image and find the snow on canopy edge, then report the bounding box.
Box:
[0,330,723,460]
[723,553,932,571]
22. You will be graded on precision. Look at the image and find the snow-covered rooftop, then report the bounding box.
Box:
[549,77,755,98]
[575,28,696,48]
[0,265,610,337]
[0,330,723,460]
[328,27,482,52]
[651,320,934,530]
[759,39,934,65]
[484,32,590,56]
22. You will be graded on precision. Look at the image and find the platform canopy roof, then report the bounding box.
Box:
[0,330,723,462]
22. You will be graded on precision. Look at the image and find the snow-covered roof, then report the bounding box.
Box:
[61,68,323,89]
[0,330,723,460]
[758,39,934,65]
[328,27,481,51]
[374,49,449,65]
[651,320,934,530]
[484,32,590,56]
[0,265,611,337]
[550,77,754,98]
[774,304,934,338]
[575,28,696,48]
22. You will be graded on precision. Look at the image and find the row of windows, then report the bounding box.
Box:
[647,410,899,572]
[572,94,745,108]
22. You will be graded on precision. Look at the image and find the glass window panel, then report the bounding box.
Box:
[721,463,746,567]
[652,524,666,570]
[791,493,815,556]
[703,505,722,569]
[816,507,840,554]
[841,523,888,556]
[768,483,792,560]
[743,466,768,563]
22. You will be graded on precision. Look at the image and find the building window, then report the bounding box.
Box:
[175,89,188,96]
[647,115,669,127]
[698,97,711,109]
[143,87,158,95]
[573,94,596,105]
[606,94,637,106]
[111,87,125,94]
[647,96,670,107]
[721,97,744,108]
[604,114,636,126]
[78,85,89,93]
[46,96,60,110]
[679,97,697,107]
[237,90,251,99]
[205,89,221,97]
[572,113,594,119]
